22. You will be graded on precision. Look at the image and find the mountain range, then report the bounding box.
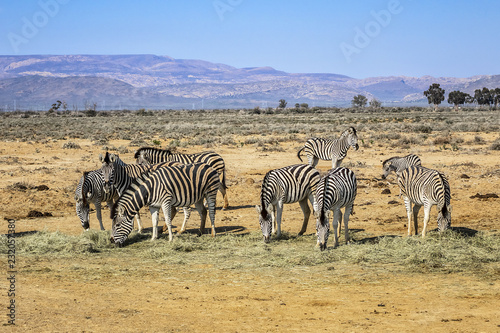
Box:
[0,54,499,110]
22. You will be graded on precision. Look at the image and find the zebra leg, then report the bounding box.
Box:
[412,204,421,236]
[421,204,431,238]
[297,198,311,235]
[195,200,208,236]
[275,201,284,238]
[178,207,191,234]
[332,209,341,248]
[206,196,217,237]
[332,158,341,169]
[403,196,413,236]
[134,211,143,233]
[309,156,319,168]
[149,207,161,241]
[160,204,175,242]
[95,201,105,231]
[163,207,177,233]
[219,183,229,210]
[343,204,353,244]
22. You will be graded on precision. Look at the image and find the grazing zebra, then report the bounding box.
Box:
[255,164,320,243]
[135,147,229,210]
[397,166,451,237]
[109,162,220,246]
[99,153,190,233]
[297,127,359,168]
[315,167,357,250]
[75,169,118,230]
[381,154,422,179]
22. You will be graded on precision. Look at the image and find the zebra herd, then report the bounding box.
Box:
[74,126,451,249]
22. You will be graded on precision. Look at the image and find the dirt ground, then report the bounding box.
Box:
[1,133,500,332]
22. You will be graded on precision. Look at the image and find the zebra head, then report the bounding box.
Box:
[135,150,151,165]
[346,127,359,151]
[315,209,330,251]
[437,204,452,232]
[75,172,91,230]
[381,157,397,179]
[255,204,273,243]
[99,152,117,194]
[109,204,132,247]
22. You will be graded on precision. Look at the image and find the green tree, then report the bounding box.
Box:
[491,88,500,110]
[369,98,382,108]
[447,91,470,110]
[300,103,309,109]
[474,87,493,109]
[351,94,367,108]
[423,83,445,110]
[278,99,287,109]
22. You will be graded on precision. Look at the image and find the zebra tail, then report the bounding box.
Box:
[297,147,304,162]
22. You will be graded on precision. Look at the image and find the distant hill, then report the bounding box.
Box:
[0,54,499,110]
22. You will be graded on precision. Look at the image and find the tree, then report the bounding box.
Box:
[278,99,287,109]
[369,98,382,108]
[447,91,470,110]
[423,83,445,110]
[491,88,500,110]
[351,94,367,108]
[474,87,493,109]
[300,103,309,109]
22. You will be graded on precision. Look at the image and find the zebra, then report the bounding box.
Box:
[297,127,359,168]
[255,164,320,243]
[75,169,118,230]
[397,165,451,237]
[99,152,190,234]
[134,147,229,210]
[109,162,220,246]
[315,167,357,250]
[381,154,422,179]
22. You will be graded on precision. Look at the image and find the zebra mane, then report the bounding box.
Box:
[382,156,399,167]
[318,176,329,226]
[110,176,147,219]
[259,171,272,218]
[134,147,172,159]
[81,171,90,205]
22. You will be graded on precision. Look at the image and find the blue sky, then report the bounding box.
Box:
[1,0,499,78]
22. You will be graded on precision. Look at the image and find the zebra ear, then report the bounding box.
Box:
[255,205,262,214]
[448,205,452,213]
[109,154,117,163]
[98,153,104,163]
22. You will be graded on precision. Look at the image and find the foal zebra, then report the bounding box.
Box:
[110,162,220,246]
[397,166,451,237]
[381,154,421,179]
[255,164,320,242]
[297,127,359,168]
[75,169,117,230]
[99,152,190,233]
[315,167,357,250]
[134,147,229,209]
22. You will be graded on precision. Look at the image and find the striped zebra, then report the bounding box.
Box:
[397,166,451,237]
[255,164,320,243]
[297,127,359,168]
[99,152,190,233]
[315,167,357,250]
[109,162,220,246]
[75,169,118,230]
[381,154,421,179]
[134,147,229,210]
